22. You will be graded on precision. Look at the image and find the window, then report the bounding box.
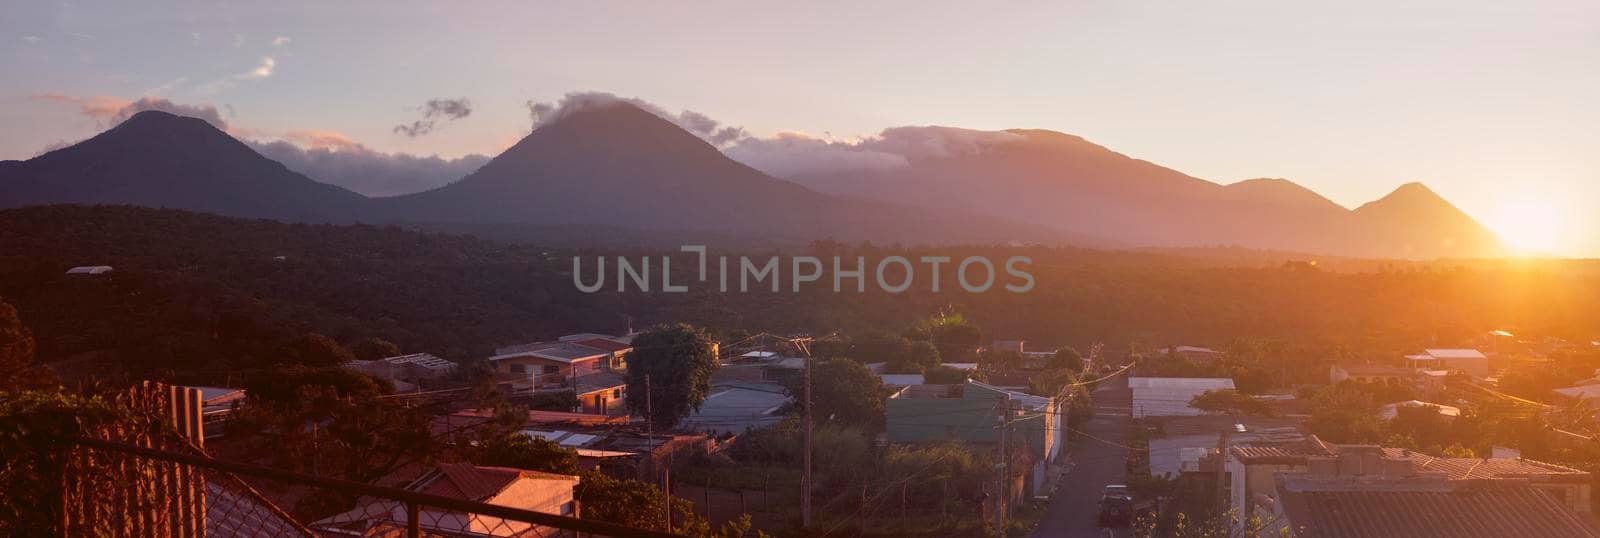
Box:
[509,364,526,374]
[612,388,622,398]
[543,365,560,375]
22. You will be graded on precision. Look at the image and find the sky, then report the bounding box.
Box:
[3,1,1596,256]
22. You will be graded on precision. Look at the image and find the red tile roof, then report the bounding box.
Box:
[409,463,577,502]
[1277,480,1600,538]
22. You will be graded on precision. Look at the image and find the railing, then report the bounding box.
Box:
[62,436,681,538]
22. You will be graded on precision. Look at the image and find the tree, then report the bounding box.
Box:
[349,337,401,361]
[0,298,50,391]
[285,333,356,367]
[625,324,719,430]
[780,359,887,432]
[923,365,970,384]
[472,434,579,475]
[575,469,701,533]
[1049,347,1085,372]
[1189,389,1273,416]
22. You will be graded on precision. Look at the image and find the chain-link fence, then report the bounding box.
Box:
[61,436,680,538]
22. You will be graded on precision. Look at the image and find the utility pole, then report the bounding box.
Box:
[1216,425,1230,518]
[800,337,814,529]
[996,395,1012,536]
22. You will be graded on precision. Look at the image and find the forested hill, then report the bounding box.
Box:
[1,205,1596,386]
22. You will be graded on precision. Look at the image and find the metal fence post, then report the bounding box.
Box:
[407,502,421,538]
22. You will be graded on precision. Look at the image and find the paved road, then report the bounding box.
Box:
[1033,372,1132,538]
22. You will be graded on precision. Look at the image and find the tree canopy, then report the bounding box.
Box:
[625,323,720,430]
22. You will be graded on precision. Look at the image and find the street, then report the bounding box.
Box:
[1033,371,1132,537]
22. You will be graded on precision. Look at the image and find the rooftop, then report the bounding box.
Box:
[380,352,456,370]
[1276,477,1600,538]
[1425,348,1488,359]
[408,463,576,503]
[489,341,609,363]
[1128,377,1235,389]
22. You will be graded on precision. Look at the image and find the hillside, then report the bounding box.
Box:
[2,206,1593,386]
[380,103,1082,246]
[775,129,1508,259]
[0,111,370,222]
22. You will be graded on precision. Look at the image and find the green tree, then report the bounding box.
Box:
[626,324,719,430]
[924,365,971,384]
[349,337,401,361]
[472,434,579,475]
[0,298,50,391]
[1189,389,1273,416]
[1049,346,1085,372]
[780,359,887,432]
[285,333,356,367]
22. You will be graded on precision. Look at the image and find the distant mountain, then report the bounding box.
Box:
[0,111,369,222]
[776,129,1506,258]
[380,103,1083,246]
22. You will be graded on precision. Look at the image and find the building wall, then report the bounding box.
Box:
[498,357,604,385]
[1228,457,1307,522]
[1440,357,1489,379]
[578,387,627,415]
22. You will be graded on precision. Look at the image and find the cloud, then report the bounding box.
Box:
[239,56,275,80]
[22,35,41,44]
[248,133,491,196]
[724,126,1023,177]
[197,55,277,94]
[524,91,747,146]
[34,93,228,130]
[393,98,473,137]
[723,132,910,177]
[271,36,291,47]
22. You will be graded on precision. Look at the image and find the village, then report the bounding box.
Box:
[44,311,1594,537]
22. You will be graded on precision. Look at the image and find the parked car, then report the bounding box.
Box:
[1097,484,1134,527]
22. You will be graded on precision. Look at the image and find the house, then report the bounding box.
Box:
[345,353,459,388]
[1129,377,1235,418]
[570,370,628,415]
[489,340,613,385]
[680,381,789,435]
[65,265,114,275]
[1270,462,1599,537]
[1329,363,1416,386]
[886,380,1062,498]
[1408,348,1490,379]
[1555,383,1600,405]
[1378,400,1461,420]
[1227,437,1594,526]
[315,463,579,536]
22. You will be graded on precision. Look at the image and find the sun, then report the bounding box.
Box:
[1490,199,1563,255]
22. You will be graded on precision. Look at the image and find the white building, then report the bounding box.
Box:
[1129,377,1236,418]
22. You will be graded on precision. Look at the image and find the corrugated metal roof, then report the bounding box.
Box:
[1278,481,1600,537]
[1128,377,1235,389]
[1426,348,1488,359]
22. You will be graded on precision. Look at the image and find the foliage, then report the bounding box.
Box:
[228,383,435,506]
[241,363,393,403]
[625,323,720,430]
[471,433,579,475]
[1305,382,1385,443]
[0,298,52,391]
[1049,346,1084,372]
[849,331,941,373]
[1027,368,1078,397]
[0,390,134,535]
[525,389,580,411]
[923,365,971,384]
[349,337,401,361]
[286,333,356,367]
[779,359,888,432]
[574,469,717,535]
[1189,389,1273,416]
